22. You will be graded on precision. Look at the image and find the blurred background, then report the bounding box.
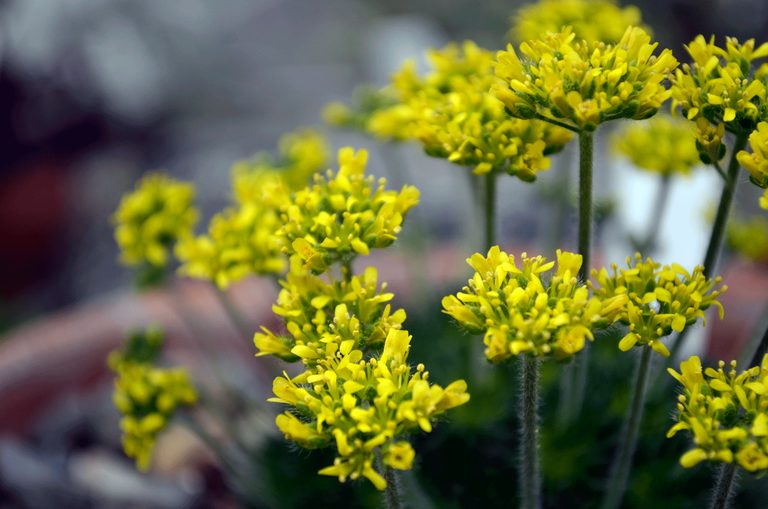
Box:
[1,0,768,508]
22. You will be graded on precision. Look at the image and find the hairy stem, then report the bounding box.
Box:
[519,356,541,509]
[671,132,748,359]
[602,346,652,509]
[484,172,498,249]
[710,463,738,509]
[570,129,594,422]
[383,467,404,509]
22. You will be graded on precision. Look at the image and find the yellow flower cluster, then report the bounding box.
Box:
[668,355,768,472]
[590,254,727,357]
[671,36,768,152]
[493,26,678,132]
[323,86,401,136]
[256,147,468,490]
[613,115,700,176]
[442,247,617,362]
[270,328,469,489]
[727,214,768,263]
[737,121,768,209]
[375,42,572,179]
[113,173,198,269]
[510,0,646,45]
[254,258,406,361]
[176,130,328,288]
[108,328,197,471]
[279,148,420,274]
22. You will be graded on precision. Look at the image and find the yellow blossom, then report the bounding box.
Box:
[271,328,469,490]
[737,121,768,192]
[672,35,768,159]
[510,0,647,45]
[443,247,611,362]
[109,328,197,471]
[279,147,419,273]
[113,173,198,269]
[668,355,768,473]
[493,26,678,132]
[613,115,700,176]
[381,41,572,179]
[590,254,727,357]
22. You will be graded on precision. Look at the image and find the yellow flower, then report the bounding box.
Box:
[176,203,286,288]
[272,328,469,490]
[510,0,647,45]
[443,247,609,362]
[110,328,197,471]
[613,115,700,176]
[494,26,678,132]
[727,213,768,263]
[590,254,727,357]
[381,41,572,180]
[672,36,768,148]
[113,173,198,269]
[279,147,419,274]
[323,86,404,137]
[668,354,768,473]
[737,121,768,191]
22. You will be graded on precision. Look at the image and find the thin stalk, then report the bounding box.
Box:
[638,174,672,255]
[747,320,768,368]
[671,132,748,359]
[214,287,253,347]
[519,356,541,509]
[601,346,652,509]
[534,113,579,133]
[570,130,594,422]
[702,133,748,279]
[710,463,738,509]
[484,172,498,249]
[383,467,404,509]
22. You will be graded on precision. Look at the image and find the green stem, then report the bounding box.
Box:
[569,130,594,423]
[213,287,253,347]
[484,172,498,249]
[519,356,541,509]
[709,463,738,509]
[747,320,768,368]
[671,132,748,359]
[702,133,748,279]
[534,113,580,133]
[383,467,404,509]
[601,346,652,509]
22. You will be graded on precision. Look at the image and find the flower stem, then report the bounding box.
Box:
[747,320,768,368]
[484,172,497,249]
[570,129,594,423]
[383,467,404,509]
[671,132,748,359]
[519,356,541,509]
[710,463,738,509]
[601,346,652,509]
[701,132,748,279]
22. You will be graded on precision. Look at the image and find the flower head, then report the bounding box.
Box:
[590,254,727,357]
[380,41,572,179]
[493,26,678,132]
[269,328,469,490]
[672,36,768,158]
[668,354,768,473]
[279,148,419,274]
[443,247,611,362]
[113,173,198,269]
[737,121,768,191]
[613,115,700,176]
[510,0,647,45]
[109,328,197,471]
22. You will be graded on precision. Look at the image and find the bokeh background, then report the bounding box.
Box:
[1,1,768,508]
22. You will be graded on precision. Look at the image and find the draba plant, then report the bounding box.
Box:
[106,1,768,508]
[255,147,469,497]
